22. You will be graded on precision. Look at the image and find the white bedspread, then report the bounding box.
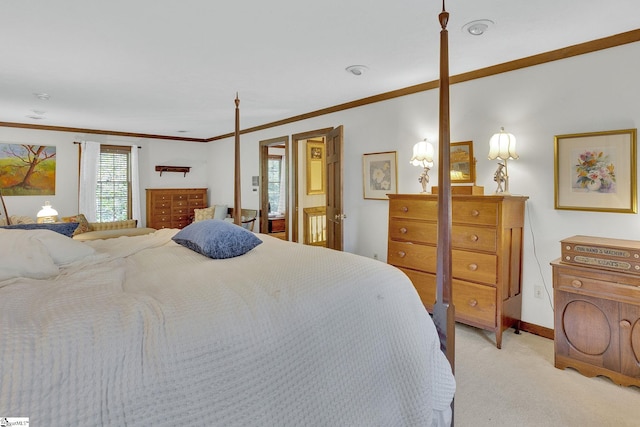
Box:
[0,230,455,426]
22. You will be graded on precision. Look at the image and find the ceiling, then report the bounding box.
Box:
[1,1,638,141]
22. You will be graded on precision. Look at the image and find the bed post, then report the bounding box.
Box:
[233,94,242,226]
[433,0,455,370]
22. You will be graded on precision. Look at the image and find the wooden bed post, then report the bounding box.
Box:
[234,94,241,226]
[433,0,456,371]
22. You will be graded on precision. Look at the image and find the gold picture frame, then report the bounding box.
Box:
[362,151,398,200]
[450,141,475,184]
[554,128,637,213]
[306,141,325,195]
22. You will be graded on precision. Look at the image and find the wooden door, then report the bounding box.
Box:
[325,126,344,251]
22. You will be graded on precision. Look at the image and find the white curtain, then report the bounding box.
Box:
[78,141,100,222]
[277,157,287,214]
[130,144,141,227]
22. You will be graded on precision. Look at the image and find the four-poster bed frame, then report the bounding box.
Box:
[231,2,456,369]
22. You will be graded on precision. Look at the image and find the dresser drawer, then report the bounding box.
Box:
[152,193,173,202]
[401,268,496,327]
[189,199,205,208]
[173,206,190,215]
[153,208,172,217]
[153,200,171,209]
[388,241,497,285]
[389,219,497,252]
[452,224,497,253]
[452,200,498,226]
[172,193,189,202]
[152,220,172,229]
[554,267,640,304]
[389,219,437,245]
[389,198,438,220]
[172,212,191,222]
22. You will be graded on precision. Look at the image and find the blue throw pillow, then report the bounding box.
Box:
[0,222,79,238]
[172,219,262,259]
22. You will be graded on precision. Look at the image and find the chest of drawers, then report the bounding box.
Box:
[551,259,640,387]
[146,188,207,229]
[387,194,528,348]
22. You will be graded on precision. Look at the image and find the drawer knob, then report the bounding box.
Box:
[620,320,631,329]
[468,299,478,307]
[467,263,478,271]
[401,206,409,213]
[571,279,583,288]
[470,234,479,242]
[471,209,480,217]
[399,227,407,234]
[397,251,406,258]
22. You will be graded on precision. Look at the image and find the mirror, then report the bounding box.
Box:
[306,141,325,195]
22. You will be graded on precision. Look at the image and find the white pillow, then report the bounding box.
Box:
[29,229,96,265]
[213,204,228,220]
[0,230,60,280]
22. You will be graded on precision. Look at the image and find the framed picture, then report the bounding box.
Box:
[554,128,637,213]
[363,151,397,199]
[0,143,56,196]
[450,141,475,183]
[306,141,325,195]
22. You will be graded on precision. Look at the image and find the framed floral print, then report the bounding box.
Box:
[363,151,397,199]
[554,128,637,213]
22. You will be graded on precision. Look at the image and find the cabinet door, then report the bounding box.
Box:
[620,303,640,378]
[554,290,620,371]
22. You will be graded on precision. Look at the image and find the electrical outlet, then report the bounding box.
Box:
[373,253,379,260]
[534,285,544,299]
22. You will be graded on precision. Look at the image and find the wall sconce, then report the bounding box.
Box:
[36,201,58,223]
[410,139,435,193]
[488,127,519,194]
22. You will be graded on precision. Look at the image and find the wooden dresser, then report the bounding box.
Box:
[387,194,528,348]
[552,243,640,386]
[146,188,207,229]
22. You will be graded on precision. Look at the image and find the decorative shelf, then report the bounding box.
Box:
[155,166,191,177]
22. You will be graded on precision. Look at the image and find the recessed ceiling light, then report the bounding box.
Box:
[462,19,494,36]
[176,130,189,133]
[345,65,368,76]
[26,115,45,120]
[32,109,46,115]
[33,92,51,100]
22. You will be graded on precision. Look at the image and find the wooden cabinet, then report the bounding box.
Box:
[146,188,207,229]
[551,260,640,387]
[387,194,528,348]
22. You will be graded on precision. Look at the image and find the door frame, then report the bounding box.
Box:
[259,135,289,237]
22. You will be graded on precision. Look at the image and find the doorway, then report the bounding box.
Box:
[259,136,289,240]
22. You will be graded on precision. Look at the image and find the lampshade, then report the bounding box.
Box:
[410,139,435,168]
[37,201,58,223]
[488,127,519,161]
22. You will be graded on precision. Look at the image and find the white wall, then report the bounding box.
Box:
[2,41,638,330]
[207,41,640,329]
[0,128,209,226]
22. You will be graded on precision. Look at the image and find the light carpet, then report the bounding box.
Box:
[453,323,640,427]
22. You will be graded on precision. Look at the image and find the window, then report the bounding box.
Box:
[267,155,282,213]
[96,145,131,222]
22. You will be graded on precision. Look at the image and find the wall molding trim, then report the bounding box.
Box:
[2,29,638,143]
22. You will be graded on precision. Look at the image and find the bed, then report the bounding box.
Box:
[0,224,455,426]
